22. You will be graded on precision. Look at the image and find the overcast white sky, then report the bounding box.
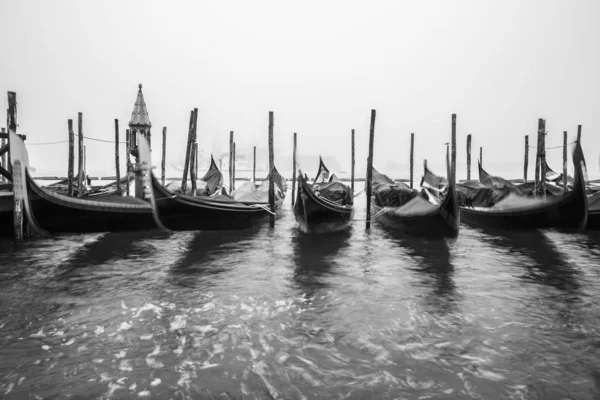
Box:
[1,0,598,179]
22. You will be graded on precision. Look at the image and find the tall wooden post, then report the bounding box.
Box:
[451,114,456,180]
[191,142,198,196]
[563,131,567,192]
[268,112,275,228]
[114,119,121,195]
[535,118,546,196]
[161,127,167,185]
[84,145,87,183]
[0,128,5,181]
[253,146,256,183]
[125,129,131,196]
[195,143,199,179]
[451,115,457,182]
[292,132,297,206]
[524,135,529,183]
[577,125,582,144]
[410,133,415,188]
[8,92,22,242]
[466,134,472,181]
[181,108,197,193]
[541,119,547,197]
[351,129,355,193]
[77,112,84,196]
[67,120,75,196]
[479,147,483,166]
[366,109,376,230]
[232,142,236,191]
[229,131,234,192]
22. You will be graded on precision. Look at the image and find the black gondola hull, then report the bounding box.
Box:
[152,175,281,231]
[26,172,158,233]
[293,177,353,233]
[0,193,12,237]
[585,211,600,230]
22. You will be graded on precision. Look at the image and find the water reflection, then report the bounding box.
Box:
[291,228,351,296]
[393,234,456,314]
[168,230,256,287]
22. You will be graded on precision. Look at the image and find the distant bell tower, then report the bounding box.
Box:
[128,83,152,199]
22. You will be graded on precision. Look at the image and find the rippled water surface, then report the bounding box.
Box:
[2,196,600,400]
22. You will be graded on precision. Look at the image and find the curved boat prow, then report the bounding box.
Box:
[138,136,169,231]
[571,140,588,229]
[9,131,46,235]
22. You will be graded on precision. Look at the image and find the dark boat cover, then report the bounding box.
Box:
[232,167,287,203]
[421,162,448,190]
[312,181,352,205]
[371,167,418,207]
[199,155,224,195]
[589,191,600,212]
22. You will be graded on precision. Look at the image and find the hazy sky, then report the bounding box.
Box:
[1,0,599,179]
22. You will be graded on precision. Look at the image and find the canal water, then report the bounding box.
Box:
[1,195,600,399]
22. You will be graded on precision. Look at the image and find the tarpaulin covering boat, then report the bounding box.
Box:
[479,163,565,197]
[166,156,224,196]
[231,167,287,203]
[369,150,459,237]
[9,132,161,234]
[138,137,286,231]
[460,141,588,230]
[293,157,353,233]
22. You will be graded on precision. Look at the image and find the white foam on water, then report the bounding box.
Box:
[137,390,151,398]
[30,328,45,338]
[93,359,104,364]
[119,360,133,372]
[106,382,124,398]
[95,326,105,335]
[170,315,187,332]
[459,354,490,364]
[146,357,164,369]
[148,345,161,357]
[33,360,41,365]
[116,378,127,385]
[196,302,215,312]
[54,331,64,337]
[41,345,51,351]
[192,325,216,335]
[99,373,112,382]
[0,323,5,329]
[133,303,163,318]
[276,352,289,364]
[140,334,153,340]
[258,334,273,354]
[118,322,132,331]
[199,361,220,369]
[475,368,506,381]
[150,378,161,387]
[405,375,434,390]
[121,301,128,310]
[63,338,75,346]
[129,383,137,391]
[82,332,88,339]
[115,350,127,359]
[4,382,14,395]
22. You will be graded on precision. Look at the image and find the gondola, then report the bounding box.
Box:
[369,150,459,237]
[138,137,286,231]
[587,192,600,230]
[459,141,588,230]
[293,157,353,233]
[0,188,13,236]
[165,155,224,196]
[9,132,161,234]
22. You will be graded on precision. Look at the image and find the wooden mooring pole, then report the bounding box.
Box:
[577,125,582,144]
[67,120,74,196]
[366,109,376,230]
[233,142,236,192]
[8,92,22,242]
[268,111,275,228]
[479,147,483,166]
[351,129,355,193]
[191,142,198,196]
[466,134,472,181]
[292,132,297,206]
[125,129,131,196]
[181,108,197,193]
[451,114,456,180]
[0,128,5,181]
[410,133,415,188]
[77,112,84,197]
[161,127,167,186]
[563,131,567,192]
[534,118,545,196]
[253,146,256,183]
[114,119,121,195]
[229,131,234,192]
[524,135,528,183]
